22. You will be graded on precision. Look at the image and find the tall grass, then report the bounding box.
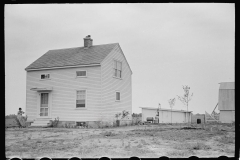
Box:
[218,135,235,144]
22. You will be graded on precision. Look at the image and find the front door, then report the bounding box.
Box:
[40,93,49,117]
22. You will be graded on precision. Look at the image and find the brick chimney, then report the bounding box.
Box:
[84,35,93,48]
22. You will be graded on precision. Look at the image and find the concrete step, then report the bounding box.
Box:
[30,118,52,127]
[34,118,52,121]
[28,124,48,128]
[32,120,50,124]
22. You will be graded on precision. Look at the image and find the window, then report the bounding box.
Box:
[41,74,50,80]
[116,92,120,101]
[113,60,122,78]
[76,90,86,108]
[76,71,87,77]
[40,93,49,116]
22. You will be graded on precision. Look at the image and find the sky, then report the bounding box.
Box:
[5,3,234,116]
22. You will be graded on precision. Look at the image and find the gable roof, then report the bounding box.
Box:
[25,43,118,71]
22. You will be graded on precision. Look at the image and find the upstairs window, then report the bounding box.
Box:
[76,90,86,108]
[41,74,50,80]
[116,92,120,101]
[76,71,87,77]
[113,60,122,78]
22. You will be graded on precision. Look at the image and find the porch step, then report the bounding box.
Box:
[30,118,52,127]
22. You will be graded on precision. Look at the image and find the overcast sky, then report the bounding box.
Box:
[5,3,234,116]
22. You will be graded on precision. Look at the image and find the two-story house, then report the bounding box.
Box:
[25,35,132,127]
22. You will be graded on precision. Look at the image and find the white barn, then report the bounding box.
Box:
[140,107,192,123]
[25,35,132,127]
[218,82,235,123]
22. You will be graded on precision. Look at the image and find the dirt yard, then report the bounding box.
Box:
[5,123,235,158]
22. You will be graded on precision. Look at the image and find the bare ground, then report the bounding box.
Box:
[5,123,236,158]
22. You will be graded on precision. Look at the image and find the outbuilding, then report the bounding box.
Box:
[218,82,235,123]
[140,107,192,123]
[191,113,205,124]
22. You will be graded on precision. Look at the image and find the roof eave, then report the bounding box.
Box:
[100,43,133,74]
[139,107,192,113]
[25,63,101,71]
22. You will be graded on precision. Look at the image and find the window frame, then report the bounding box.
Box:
[113,59,122,79]
[40,92,49,117]
[40,73,51,80]
[76,89,87,108]
[116,91,121,101]
[76,70,87,78]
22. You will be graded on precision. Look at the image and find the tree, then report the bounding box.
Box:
[168,98,176,124]
[177,85,193,125]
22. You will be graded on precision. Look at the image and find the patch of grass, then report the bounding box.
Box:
[218,135,235,144]
[102,131,116,137]
[174,142,211,151]
[78,144,98,156]
[136,144,143,148]
[8,145,30,152]
[128,146,154,156]
[188,142,211,150]
[224,147,234,153]
[140,139,148,145]
[36,140,42,143]
[5,146,11,152]
[167,150,193,157]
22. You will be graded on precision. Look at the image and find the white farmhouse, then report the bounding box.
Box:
[25,35,132,127]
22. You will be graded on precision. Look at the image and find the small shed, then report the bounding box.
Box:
[191,113,205,124]
[218,82,235,123]
[140,107,192,123]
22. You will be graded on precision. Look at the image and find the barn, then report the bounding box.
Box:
[140,107,192,124]
[218,82,235,123]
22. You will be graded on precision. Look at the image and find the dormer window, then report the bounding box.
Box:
[76,71,87,77]
[113,60,122,78]
[41,74,50,80]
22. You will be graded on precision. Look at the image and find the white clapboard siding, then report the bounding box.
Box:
[26,66,102,121]
[100,44,132,121]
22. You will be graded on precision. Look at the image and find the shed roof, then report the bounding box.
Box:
[25,43,118,71]
[140,107,192,113]
[219,82,235,90]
